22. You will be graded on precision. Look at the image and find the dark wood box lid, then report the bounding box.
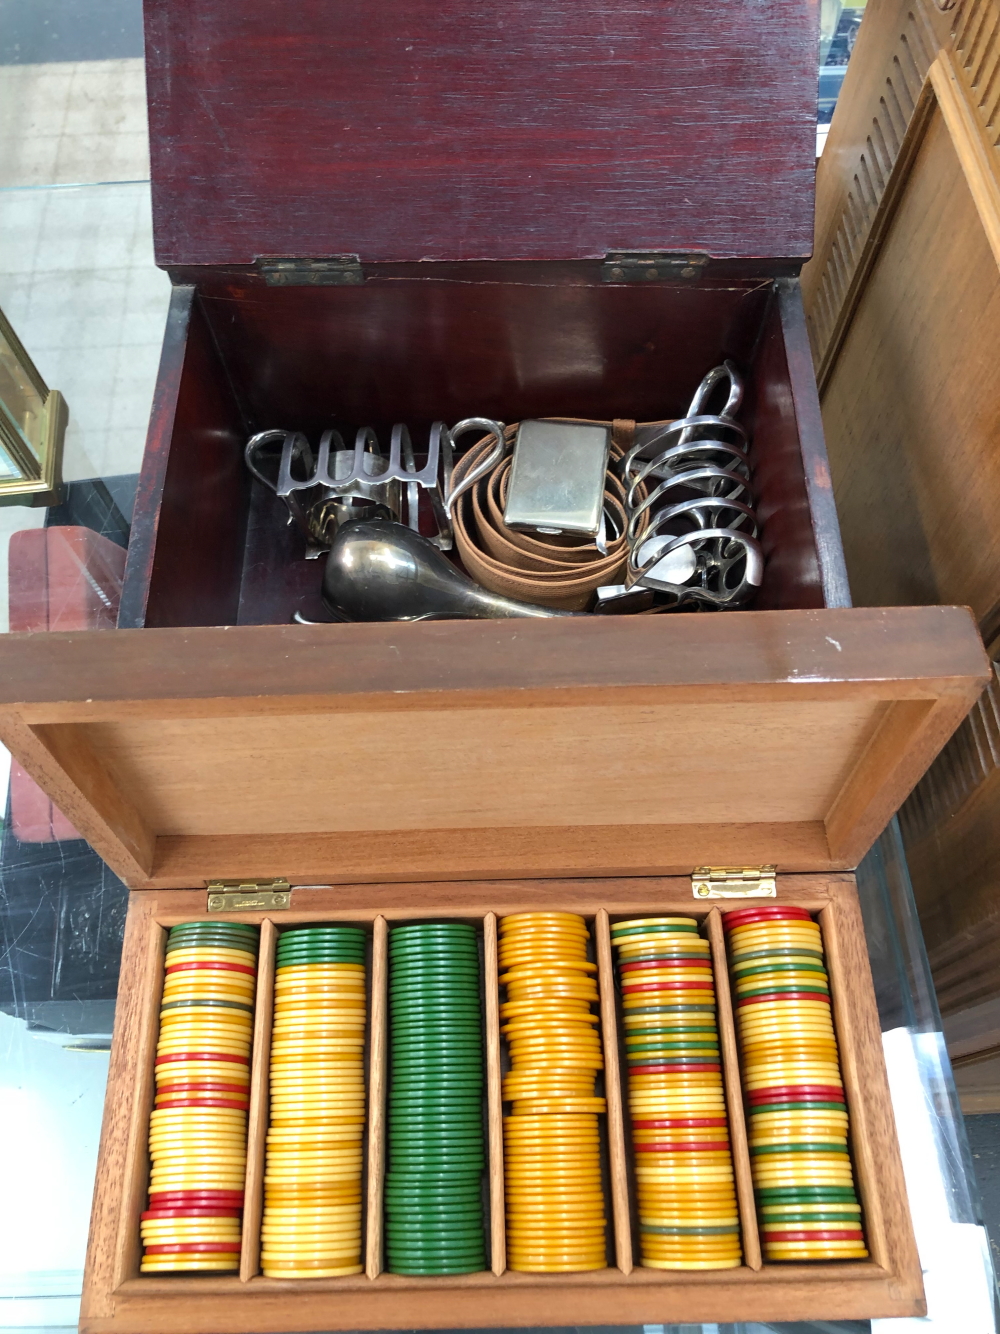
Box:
[0,607,986,890]
[145,0,820,269]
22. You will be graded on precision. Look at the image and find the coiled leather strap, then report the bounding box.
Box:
[451,418,654,611]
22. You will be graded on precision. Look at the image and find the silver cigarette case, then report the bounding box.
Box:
[503,420,611,537]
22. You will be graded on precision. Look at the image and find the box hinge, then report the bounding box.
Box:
[602,251,710,283]
[257,256,365,286]
[692,865,777,899]
[206,879,292,911]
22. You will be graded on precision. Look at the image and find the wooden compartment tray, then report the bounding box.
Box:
[81,876,920,1332]
[0,601,986,1331]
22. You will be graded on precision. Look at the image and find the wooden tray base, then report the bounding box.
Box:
[80,874,924,1332]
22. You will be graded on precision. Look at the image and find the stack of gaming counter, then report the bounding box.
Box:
[499,912,608,1271]
[724,907,867,1261]
[385,923,487,1274]
[140,913,865,1276]
[261,926,368,1277]
[142,922,259,1272]
[612,916,742,1270]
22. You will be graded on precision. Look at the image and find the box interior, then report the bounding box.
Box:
[120,271,846,631]
[127,903,868,1278]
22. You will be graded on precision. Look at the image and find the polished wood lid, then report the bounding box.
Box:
[144,0,820,268]
[0,607,986,888]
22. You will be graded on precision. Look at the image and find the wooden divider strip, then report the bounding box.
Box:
[240,917,276,1281]
[820,898,890,1270]
[706,907,761,1270]
[366,915,388,1279]
[595,909,632,1274]
[483,912,506,1275]
[112,905,164,1290]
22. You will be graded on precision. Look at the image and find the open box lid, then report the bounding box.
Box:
[0,607,987,891]
[144,0,820,270]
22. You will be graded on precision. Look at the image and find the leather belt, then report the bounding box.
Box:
[451,419,655,611]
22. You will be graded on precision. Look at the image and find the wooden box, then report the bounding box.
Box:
[800,0,1000,1041]
[0,0,992,1327]
[0,611,989,1332]
[118,0,846,629]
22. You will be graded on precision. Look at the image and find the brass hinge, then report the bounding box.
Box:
[206,879,292,912]
[602,251,710,283]
[692,866,777,899]
[256,256,365,286]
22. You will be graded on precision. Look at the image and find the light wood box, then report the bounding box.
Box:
[0,608,988,1330]
[83,879,913,1332]
[803,0,1000,626]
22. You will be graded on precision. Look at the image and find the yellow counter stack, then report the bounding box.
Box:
[141,921,258,1272]
[499,912,607,1272]
[261,926,367,1277]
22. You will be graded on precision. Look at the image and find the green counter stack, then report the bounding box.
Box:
[385,923,487,1274]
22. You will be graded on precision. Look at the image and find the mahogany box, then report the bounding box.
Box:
[0,0,990,1329]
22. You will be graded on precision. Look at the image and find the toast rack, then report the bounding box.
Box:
[245,418,506,553]
[610,361,764,610]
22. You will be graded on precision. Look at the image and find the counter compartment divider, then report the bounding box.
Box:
[594,909,632,1273]
[113,910,166,1293]
[818,897,892,1270]
[705,906,762,1270]
[366,915,388,1279]
[240,917,275,1280]
[484,912,506,1275]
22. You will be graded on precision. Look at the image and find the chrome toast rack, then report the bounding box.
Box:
[245,418,506,553]
[617,361,764,609]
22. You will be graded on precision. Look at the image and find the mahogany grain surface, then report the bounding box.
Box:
[748,283,850,611]
[193,275,770,434]
[143,0,819,267]
[117,286,192,630]
[119,289,249,630]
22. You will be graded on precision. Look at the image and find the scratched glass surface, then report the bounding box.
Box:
[0,1,153,1324]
